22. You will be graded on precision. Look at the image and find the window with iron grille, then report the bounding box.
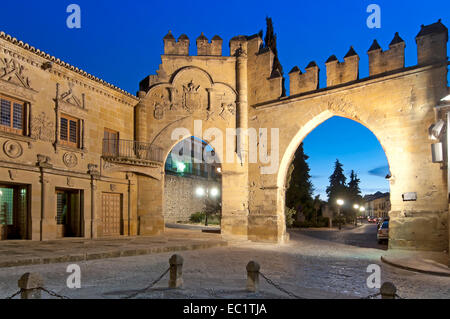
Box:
[0,95,24,135]
[60,113,79,148]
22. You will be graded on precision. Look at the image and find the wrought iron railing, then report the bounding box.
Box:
[102,139,164,163]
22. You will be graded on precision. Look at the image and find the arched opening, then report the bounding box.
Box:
[163,136,222,232]
[281,115,391,249]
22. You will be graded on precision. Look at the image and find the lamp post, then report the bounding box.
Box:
[195,186,220,226]
[336,199,344,230]
[359,206,365,223]
[353,204,359,227]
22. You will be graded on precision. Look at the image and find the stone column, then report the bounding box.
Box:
[38,156,56,241]
[136,91,148,143]
[236,50,249,161]
[220,46,250,240]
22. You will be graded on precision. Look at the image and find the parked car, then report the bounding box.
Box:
[377,217,389,228]
[367,216,377,223]
[377,220,389,243]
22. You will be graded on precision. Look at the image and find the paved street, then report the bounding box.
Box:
[1,224,449,299]
[299,222,388,250]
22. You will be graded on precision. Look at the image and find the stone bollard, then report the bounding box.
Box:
[246,261,260,292]
[169,254,184,288]
[380,282,397,299]
[18,273,44,299]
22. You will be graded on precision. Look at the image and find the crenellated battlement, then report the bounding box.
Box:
[163,31,190,55]
[368,33,405,76]
[196,33,223,56]
[325,46,360,87]
[156,20,447,103]
[289,61,319,95]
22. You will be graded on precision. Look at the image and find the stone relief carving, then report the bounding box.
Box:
[57,82,85,109]
[110,184,117,192]
[147,69,236,124]
[67,177,74,187]
[63,152,78,168]
[31,112,55,142]
[326,97,360,121]
[151,87,173,120]
[182,80,201,113]
[0,58,31,89]
[88,163,99,175]
[3,140,23,159]
[36,154,52,168]
[8,169,15,180]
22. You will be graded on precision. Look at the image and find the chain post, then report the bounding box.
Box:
[246,261,260,292]
[18,273,44,299]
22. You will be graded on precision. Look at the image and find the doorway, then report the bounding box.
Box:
[0,184,29,240]
[56,189,83,237]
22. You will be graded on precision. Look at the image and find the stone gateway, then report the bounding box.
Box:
[0,20,448,257]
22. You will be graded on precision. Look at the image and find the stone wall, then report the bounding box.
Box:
[163,174,221,223]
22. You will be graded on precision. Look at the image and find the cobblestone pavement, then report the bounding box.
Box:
[1,226,449,299]
[298,222,388,250]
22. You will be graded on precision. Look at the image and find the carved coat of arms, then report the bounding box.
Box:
[182,80,201,113]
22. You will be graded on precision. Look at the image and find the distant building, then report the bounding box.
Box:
[363,192,390,218]
[164,137,221,223]
[165,137,220,180]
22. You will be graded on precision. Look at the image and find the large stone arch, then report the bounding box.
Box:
[248,68,449,251]
[135,66,249,238]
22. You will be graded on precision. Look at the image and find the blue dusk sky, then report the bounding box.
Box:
[1,1,449,199]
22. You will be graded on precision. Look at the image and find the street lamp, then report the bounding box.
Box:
[336,199,344,230]
[195,186,220,226]
[353,204,360,227]
[195,187,205,197]
[210,187,219,197]
[360,206,365,218]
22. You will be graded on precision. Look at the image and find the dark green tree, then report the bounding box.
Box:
[285,143,314,219]
[264,17,286,96]
[347,170,362,204]
[326,159,347,208]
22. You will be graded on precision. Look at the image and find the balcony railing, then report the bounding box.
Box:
[102,139,164,164]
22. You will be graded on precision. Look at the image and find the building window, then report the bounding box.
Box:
[60,114,79,148]
[103,128,119,156]
[0,95,24,135]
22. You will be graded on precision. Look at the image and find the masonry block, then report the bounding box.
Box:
[368,33,406,76]
[325,46,359,87]
[289,61,319,95]
[164,31,189,56]
[197,33,222,56]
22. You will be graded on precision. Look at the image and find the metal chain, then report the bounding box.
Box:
[38,287,70,299]
[5,289,22,299]
[123,267,170,299]
[259,271,304,299]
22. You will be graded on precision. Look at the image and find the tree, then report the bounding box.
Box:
[264,17,286,96]
[326,159,347,208]
[348,170,362,204]
[285,143,314,220]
